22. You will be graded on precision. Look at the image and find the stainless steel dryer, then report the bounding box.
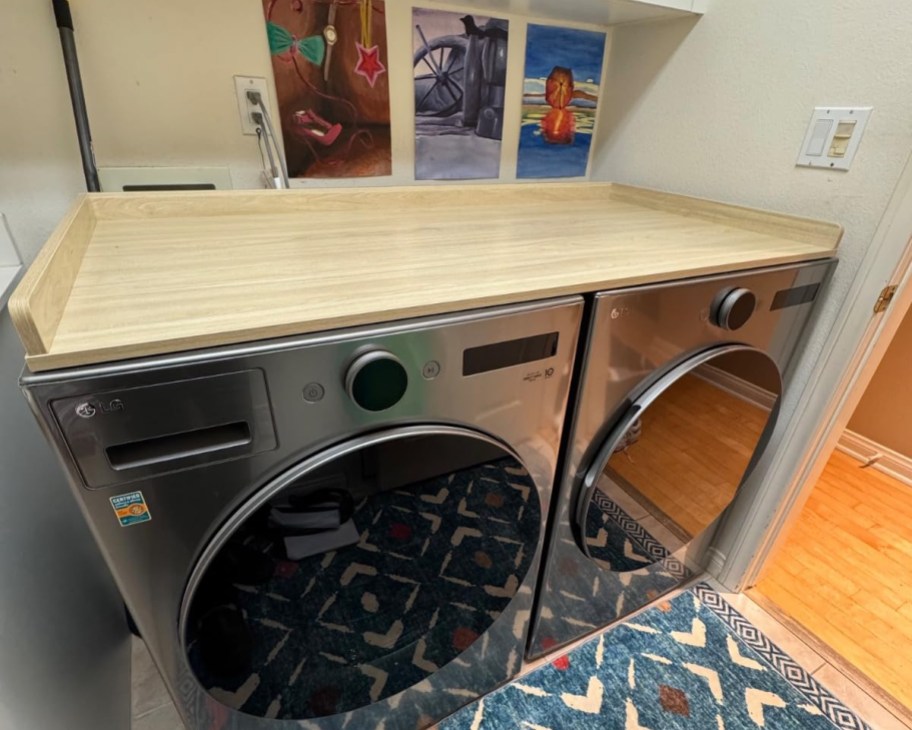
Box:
[529,260,834,657]
[21,297,582,729]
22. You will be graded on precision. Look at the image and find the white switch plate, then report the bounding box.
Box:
[797,107,872,171]
[234,75,270,136]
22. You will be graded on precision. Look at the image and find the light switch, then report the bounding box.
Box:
[829,121,857,157]
[806,119,833,157]
[797,107,872,171]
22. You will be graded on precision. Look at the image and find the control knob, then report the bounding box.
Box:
[711,287,756,331]
[345,350,408,411]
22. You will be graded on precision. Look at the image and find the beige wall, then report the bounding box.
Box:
[848,302,912,456]
[16,0,609,191]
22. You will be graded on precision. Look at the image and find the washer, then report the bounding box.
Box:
[21,297,582,729]
[529,260,834,657]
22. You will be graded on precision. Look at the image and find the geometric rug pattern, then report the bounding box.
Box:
[185,456,540,721]
[587,488,683,574]
[531,485,690,656]
[440,583,872,730]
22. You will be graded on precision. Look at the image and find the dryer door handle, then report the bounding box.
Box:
[574,404,642,554]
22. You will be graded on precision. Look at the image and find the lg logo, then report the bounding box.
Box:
[75,399,125,418]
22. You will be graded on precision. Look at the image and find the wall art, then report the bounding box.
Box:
[517,24,606,179]
[262,0,391,178]
[412,8,509,180]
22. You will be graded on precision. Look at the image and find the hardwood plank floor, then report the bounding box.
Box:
[609,372,770,537]
[754,449,912,711]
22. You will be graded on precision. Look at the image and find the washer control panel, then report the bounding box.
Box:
[711,287,757,331]
[344,350,409,412]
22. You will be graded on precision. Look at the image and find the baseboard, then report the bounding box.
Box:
[696,364,778,411]
[703,546,727,578]
[837,430,912,488]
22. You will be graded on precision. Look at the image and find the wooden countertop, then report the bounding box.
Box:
[9,183,841,372]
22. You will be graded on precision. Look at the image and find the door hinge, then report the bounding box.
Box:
[874,284,898,314]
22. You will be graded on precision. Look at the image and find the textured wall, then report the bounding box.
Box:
[590,1,912,569]
[848,303,912,457]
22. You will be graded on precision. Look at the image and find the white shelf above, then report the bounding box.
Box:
[426,0,703,26]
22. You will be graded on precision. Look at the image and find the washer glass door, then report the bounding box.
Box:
[575,346,782,572]
[182,426,540,721]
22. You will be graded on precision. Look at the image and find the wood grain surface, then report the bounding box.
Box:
[9,183,842,371]
[609,373,770,539]
[754,450,912,713]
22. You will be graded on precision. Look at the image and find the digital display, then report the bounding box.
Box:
[770,283,820,311]
[463,332,560,376]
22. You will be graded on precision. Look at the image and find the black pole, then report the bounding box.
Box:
[52,0,100,192]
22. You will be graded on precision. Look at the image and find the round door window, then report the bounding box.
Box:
[575,347,782,573]
[182,427,540,720]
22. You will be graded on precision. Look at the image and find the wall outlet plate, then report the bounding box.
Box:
[797,107,872,171]
[234,75,270,136]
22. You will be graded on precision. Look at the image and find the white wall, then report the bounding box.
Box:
[591,1,912,577]
[0,2,130,729]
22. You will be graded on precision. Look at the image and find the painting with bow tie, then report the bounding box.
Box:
[261,0,392,178]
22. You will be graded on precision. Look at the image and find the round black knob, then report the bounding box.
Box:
[345,350,408,412]
[712,287,757,331]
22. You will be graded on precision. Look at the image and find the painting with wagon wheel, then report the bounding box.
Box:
[413,8,509,180]
[261,0,391,178]
[517,24,606,179]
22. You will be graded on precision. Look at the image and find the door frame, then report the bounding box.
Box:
[716,149,912,590]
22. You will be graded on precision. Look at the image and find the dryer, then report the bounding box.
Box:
[21,297,582,729]
[529,260,834,657]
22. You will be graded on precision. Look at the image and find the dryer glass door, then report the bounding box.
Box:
[182,426,540,721]
[574,345,782,572]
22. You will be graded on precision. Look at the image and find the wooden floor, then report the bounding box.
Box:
[754,450,912,711]
[610,372,770,537]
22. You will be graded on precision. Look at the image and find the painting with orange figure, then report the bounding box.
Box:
[517,25,606,178]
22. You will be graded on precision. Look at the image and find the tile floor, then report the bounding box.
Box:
[131,580,912,729]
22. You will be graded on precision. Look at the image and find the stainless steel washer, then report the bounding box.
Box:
[21,297,582,729]
[528,260,834,658]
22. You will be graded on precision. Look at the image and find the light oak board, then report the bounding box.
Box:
[9,183,842,371]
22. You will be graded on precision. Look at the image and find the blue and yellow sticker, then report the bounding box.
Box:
[110,491,151,527]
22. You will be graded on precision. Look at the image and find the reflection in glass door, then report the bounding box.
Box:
[578,348,783,574]
[183,429,540,721]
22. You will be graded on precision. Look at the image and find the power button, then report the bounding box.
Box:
[302,382,325,403]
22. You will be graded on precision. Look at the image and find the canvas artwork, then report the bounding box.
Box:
[413,8,509,180]
[262,0,391,178]
[517,24,606,179]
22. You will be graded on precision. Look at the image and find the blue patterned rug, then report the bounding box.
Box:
[586,487,686,574]
[441,583,872,730]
